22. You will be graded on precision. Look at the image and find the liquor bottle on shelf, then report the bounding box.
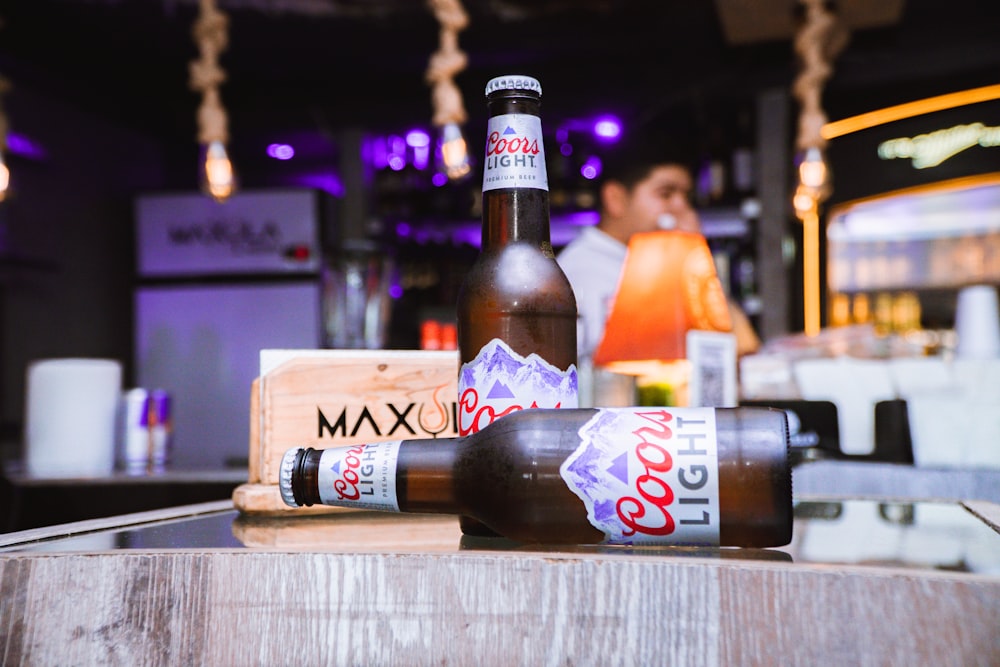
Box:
[455,75,579,535]
[730,107,756,196]
[280,405,793,548]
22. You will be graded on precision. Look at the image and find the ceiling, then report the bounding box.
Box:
[2,0,1000,185]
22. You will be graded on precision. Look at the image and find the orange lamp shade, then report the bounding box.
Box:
[593,230,733,370]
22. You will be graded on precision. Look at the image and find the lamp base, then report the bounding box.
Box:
[579,361,638,408]
[636,380,677,407]
[614,360,691,407]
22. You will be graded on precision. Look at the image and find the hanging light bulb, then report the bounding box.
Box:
[0,151,9,202]
[426,0,471,181]
[200,139,236,202]
[792,185,815,216]
[798,146,827,190]
[793,146,830,338]
[190,0,235,203]
[0,75,9,202]
[439,122,470,180]
[793,147,830,218]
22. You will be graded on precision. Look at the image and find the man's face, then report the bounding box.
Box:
[625,165,699,234]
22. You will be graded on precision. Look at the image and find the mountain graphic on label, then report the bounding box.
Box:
[503,126,517,136]
[608,451,630,485]
[459,338,578,399]
[487,380,516,399]
[329,460,341,474]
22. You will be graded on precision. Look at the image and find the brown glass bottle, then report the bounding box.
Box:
[281,406,792,548]
[455,76,579,534]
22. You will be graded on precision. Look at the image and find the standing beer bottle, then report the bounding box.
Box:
[280,406,793,548]
[456,76,579,534]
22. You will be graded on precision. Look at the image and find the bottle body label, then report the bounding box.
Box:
[459,338,578,436]
[483,113,548,192]
[560,407,721,545]
[318,441,401,511]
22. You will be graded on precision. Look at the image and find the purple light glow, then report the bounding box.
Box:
[285,172,344,197]
[406,130,431,148]
[431,172,448,187]
[6,132,47,160]
[396,221,412,238]
[384,135,408,171]
[412,145,430,170]
[449,224,482,248]
[593,117,622,141]
[580,156,602,180]
[388,135,406,153]
[369,137,389,170]
[560,143,573,157]
[266,143,295,160]
[388,135,406,159]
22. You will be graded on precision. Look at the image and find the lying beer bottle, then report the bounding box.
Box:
[280,406,792,547]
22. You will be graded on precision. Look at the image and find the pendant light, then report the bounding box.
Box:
[189,0,236,202]
[426,0,471,180]
[0,76,10,202]
[792,0,848,336]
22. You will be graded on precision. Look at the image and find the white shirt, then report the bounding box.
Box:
[556,226,628,359]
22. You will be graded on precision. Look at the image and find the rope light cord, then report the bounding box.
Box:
[792,0,847,153]
[426,0,469,128]
[792,0,847,337]
[189,0,230,145]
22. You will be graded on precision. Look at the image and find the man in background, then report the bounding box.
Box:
[557,143,761,360]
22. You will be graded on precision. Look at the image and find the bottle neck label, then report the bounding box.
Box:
[483,113,548,192]
[561,407,722,546]
[458,338,578,436]
[317,441,401,511]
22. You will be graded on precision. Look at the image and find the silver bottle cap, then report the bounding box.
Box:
[485,75,542,97]
[278,448,302,507]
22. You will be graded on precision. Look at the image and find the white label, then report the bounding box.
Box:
[482,113,548,192]
[317,441,401,511]
[686,330,737,408]
[458,338,578,435]
[560,407,721,545]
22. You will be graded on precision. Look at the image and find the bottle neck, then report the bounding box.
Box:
[482,188,552,249]
[293,442,460,514]
[481,92,551,250]
[396,438,461,513]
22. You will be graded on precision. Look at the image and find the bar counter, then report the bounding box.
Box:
[2,496,999,665]
[794,460,1000,503]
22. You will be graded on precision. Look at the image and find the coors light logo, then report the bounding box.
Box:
[561,407,722,545]
[482,114,548,191]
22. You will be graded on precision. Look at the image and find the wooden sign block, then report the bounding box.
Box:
[233,349,459,515]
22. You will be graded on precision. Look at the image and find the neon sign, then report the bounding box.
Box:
[878,122,1000,169]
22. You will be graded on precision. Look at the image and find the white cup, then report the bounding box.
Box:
[24,358,123,477]
[955,285,1000,359]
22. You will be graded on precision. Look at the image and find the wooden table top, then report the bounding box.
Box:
[2,497,999,666]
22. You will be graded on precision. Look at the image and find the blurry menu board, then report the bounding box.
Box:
[827,176,1000,292]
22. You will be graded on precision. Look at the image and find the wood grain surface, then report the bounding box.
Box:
[3,506,999,666]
